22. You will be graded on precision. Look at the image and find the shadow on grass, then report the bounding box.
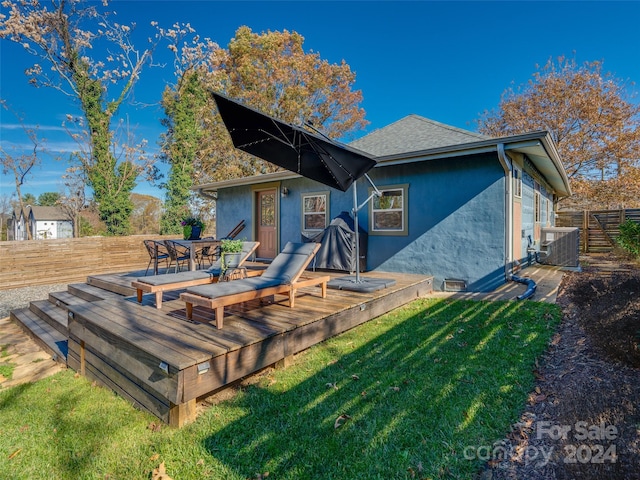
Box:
[194,298,560,479]
[0,382,33,410]
[0,371,154,479]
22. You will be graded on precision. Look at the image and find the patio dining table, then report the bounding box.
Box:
[173,239,221,272]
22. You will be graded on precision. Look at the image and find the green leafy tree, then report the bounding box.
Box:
[21,193,37,206]
[0,194,11,241]
[0,0,159,235]
[77,214,97,237]
[159,70,208,234]
[37,192,60,206]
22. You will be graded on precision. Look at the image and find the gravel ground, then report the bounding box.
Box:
[0,283,70,319]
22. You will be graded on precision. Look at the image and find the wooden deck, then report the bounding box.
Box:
[64,268,433,427]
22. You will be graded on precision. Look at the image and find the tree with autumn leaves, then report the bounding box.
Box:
[478,57,640,210]
[159,26,368,234]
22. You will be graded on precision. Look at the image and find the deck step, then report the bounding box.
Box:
[68,283,126,302]
[10,308,67,363]
[86,275,136,297]
[49,290,92,308]
[29,300,68,335]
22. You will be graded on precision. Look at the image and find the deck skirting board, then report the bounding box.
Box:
[67,325,181,404]
[188,333,286,399]
[68,338,173,423]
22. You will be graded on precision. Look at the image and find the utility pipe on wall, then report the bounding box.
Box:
[497,143,513,282]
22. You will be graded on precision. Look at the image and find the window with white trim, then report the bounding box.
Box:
[370,184,408,235]
[513,166,522,197]
[301,192,329,232]
[534,182,541,224]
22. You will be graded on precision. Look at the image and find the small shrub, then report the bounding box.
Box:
[617,219,640,257]
[220,238,243,253]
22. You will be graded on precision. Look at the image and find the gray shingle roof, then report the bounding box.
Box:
[29,206,68,221]
[349,114,490,157]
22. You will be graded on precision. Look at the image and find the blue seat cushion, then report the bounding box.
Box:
[185,276,285,300]
[184,242,315,300]
[261,242,316,283]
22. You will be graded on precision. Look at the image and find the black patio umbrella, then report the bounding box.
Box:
[211,92,376,192]
[212,92,394,291]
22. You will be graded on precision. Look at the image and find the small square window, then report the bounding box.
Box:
[370,184,408,236]
[513,166,522,198]
[301,192,329,231]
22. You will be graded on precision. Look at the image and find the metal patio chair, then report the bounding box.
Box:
[164,240,191,273]
[143,239,171,276]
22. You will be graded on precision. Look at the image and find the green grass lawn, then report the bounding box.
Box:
[0,298,561,479]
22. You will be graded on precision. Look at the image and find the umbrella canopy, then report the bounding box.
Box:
[212,92,377,192]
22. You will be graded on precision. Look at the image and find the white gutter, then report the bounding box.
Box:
[497,143,513,282]
[194,171,301,195]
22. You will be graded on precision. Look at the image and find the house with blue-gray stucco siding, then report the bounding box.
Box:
[196,115,571,292]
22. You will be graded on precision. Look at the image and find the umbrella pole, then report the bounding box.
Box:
[353,181,361,283]
[351,174,383,283]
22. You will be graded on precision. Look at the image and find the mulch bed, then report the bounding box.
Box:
[480,253,640,479]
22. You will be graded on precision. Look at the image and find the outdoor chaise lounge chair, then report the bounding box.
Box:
[131,241,260,309]
[180,242,330,329]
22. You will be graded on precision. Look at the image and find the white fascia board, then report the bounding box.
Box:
[194,171,301,194]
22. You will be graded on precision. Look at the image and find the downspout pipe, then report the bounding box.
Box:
[497,143,513,282]
[511,274,537,300]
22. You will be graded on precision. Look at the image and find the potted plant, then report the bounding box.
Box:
[220,238,244,274]
[180,216,205,240]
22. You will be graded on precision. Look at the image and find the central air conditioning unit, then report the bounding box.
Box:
[538,227,580,267]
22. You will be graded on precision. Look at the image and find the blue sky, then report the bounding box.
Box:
[1,0,640,200]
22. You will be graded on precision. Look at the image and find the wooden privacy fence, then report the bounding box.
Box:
[556,209,640,253]
[0,235,177,291]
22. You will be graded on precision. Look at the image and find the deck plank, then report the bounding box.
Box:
[99,299,230,356]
